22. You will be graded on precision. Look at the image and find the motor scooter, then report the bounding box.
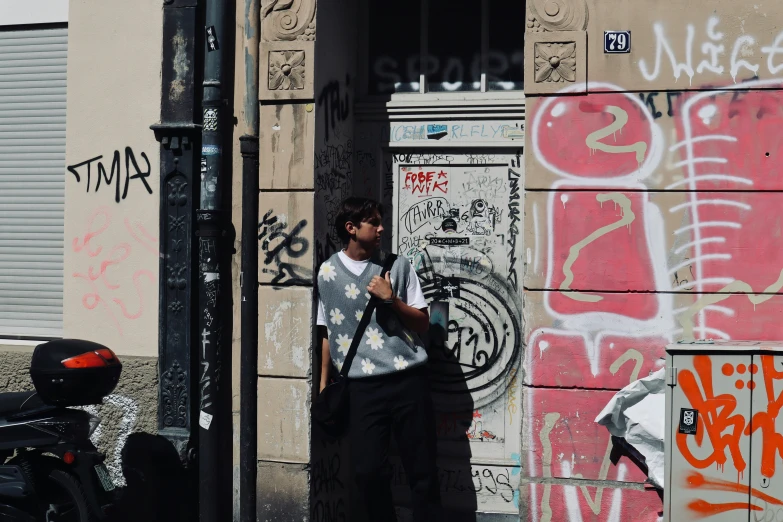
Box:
[0,339,122,521]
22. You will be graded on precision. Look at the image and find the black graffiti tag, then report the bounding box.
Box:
[311,499,346,522]
[392,461,515,503]
[311,444,347,522]
[67,147,153,203]
[413,249,521,405]
[507,168,521,290]
[318,75,351,142]
[258,209,311,286]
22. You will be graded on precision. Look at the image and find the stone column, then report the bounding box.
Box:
[256,0,317,518]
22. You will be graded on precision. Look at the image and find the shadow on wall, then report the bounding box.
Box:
[309,355,476,522]
[309,308,478,522]
[106,433,189,522]
[311,431,353,521]
[403,324,478,522]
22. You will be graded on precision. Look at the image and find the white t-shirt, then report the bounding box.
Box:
[316,251,427,326]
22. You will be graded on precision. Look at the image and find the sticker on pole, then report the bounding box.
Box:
[604,30,631,53]
[206,26,219,52]
[199,410,214,430]
[679,408,698,435]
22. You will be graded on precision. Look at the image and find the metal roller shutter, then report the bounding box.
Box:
[0,27,67,338]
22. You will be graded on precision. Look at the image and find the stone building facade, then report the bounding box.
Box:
[1,0,780,520]
[256,0,783,521]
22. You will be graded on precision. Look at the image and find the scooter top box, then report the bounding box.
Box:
[30,339,122,407]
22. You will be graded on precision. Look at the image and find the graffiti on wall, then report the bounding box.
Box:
[638,16,783,84]
[389,122,524,144]
[394,154,524,514]
[670,353,783,519]
[258,209,312,286]
[80,394,139,487]
[71,206,158,335]
[353,120,525,254]
[370,51,524,94]
[311,438,351,522]
[318,75,351,143]
[525,78,783,520]
[391,457,521,513]
[315,75,353,266]
[67,148,153,203]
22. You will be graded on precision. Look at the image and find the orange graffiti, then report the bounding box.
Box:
[677,355,747,475]
[745,355,783,479]
[680,355,783,483]
[679,357,783,519]
[686,500,761,519]
[685,471,783,507]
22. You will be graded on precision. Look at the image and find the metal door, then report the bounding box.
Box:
[748,354,783,520]
[668,352,753,522]
[391,149,524,513]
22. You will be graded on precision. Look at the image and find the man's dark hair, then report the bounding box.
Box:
[335,197,384,243]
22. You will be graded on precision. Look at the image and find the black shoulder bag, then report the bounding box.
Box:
[311,253,397,439]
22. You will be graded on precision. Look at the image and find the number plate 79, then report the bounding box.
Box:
[604,31,631,54]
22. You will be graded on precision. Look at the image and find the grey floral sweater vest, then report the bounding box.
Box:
[317,252,428,379]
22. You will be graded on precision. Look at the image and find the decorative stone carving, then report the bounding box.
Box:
[529,0,588,32]
[268,50,306,90]
[534,42,576,83]
[259,40,314,100]
[527,15,546,32]
[161,360,188,428]
[297,21,316,41]
[261,0,317,42]
[524,31,586,94]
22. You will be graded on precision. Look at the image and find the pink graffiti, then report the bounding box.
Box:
[124,217,159,255]
[72,207,111,257]
[401,167,449,196]
[72,207,157,334]
[525,79,783,521]
[526,85,668,521]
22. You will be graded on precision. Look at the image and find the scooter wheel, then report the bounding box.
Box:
[39,470,95,522]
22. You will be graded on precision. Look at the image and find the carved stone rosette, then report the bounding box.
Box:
[259,40,314,100]
[268,50,306,90]
[525,31,586,94]
[534,42,577,83]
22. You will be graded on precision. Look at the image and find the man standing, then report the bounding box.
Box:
[316,197,440,521]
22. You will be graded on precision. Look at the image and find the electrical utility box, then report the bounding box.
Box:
[665,341,783,522]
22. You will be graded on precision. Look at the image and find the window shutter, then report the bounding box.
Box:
[0,27,67,338]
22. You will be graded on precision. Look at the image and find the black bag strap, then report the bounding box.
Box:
[339,253,397,378]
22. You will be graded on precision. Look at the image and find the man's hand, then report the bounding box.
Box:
[367,272,394,301]
[368,272,430,333]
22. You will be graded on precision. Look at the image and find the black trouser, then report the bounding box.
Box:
[348,366,441,522]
